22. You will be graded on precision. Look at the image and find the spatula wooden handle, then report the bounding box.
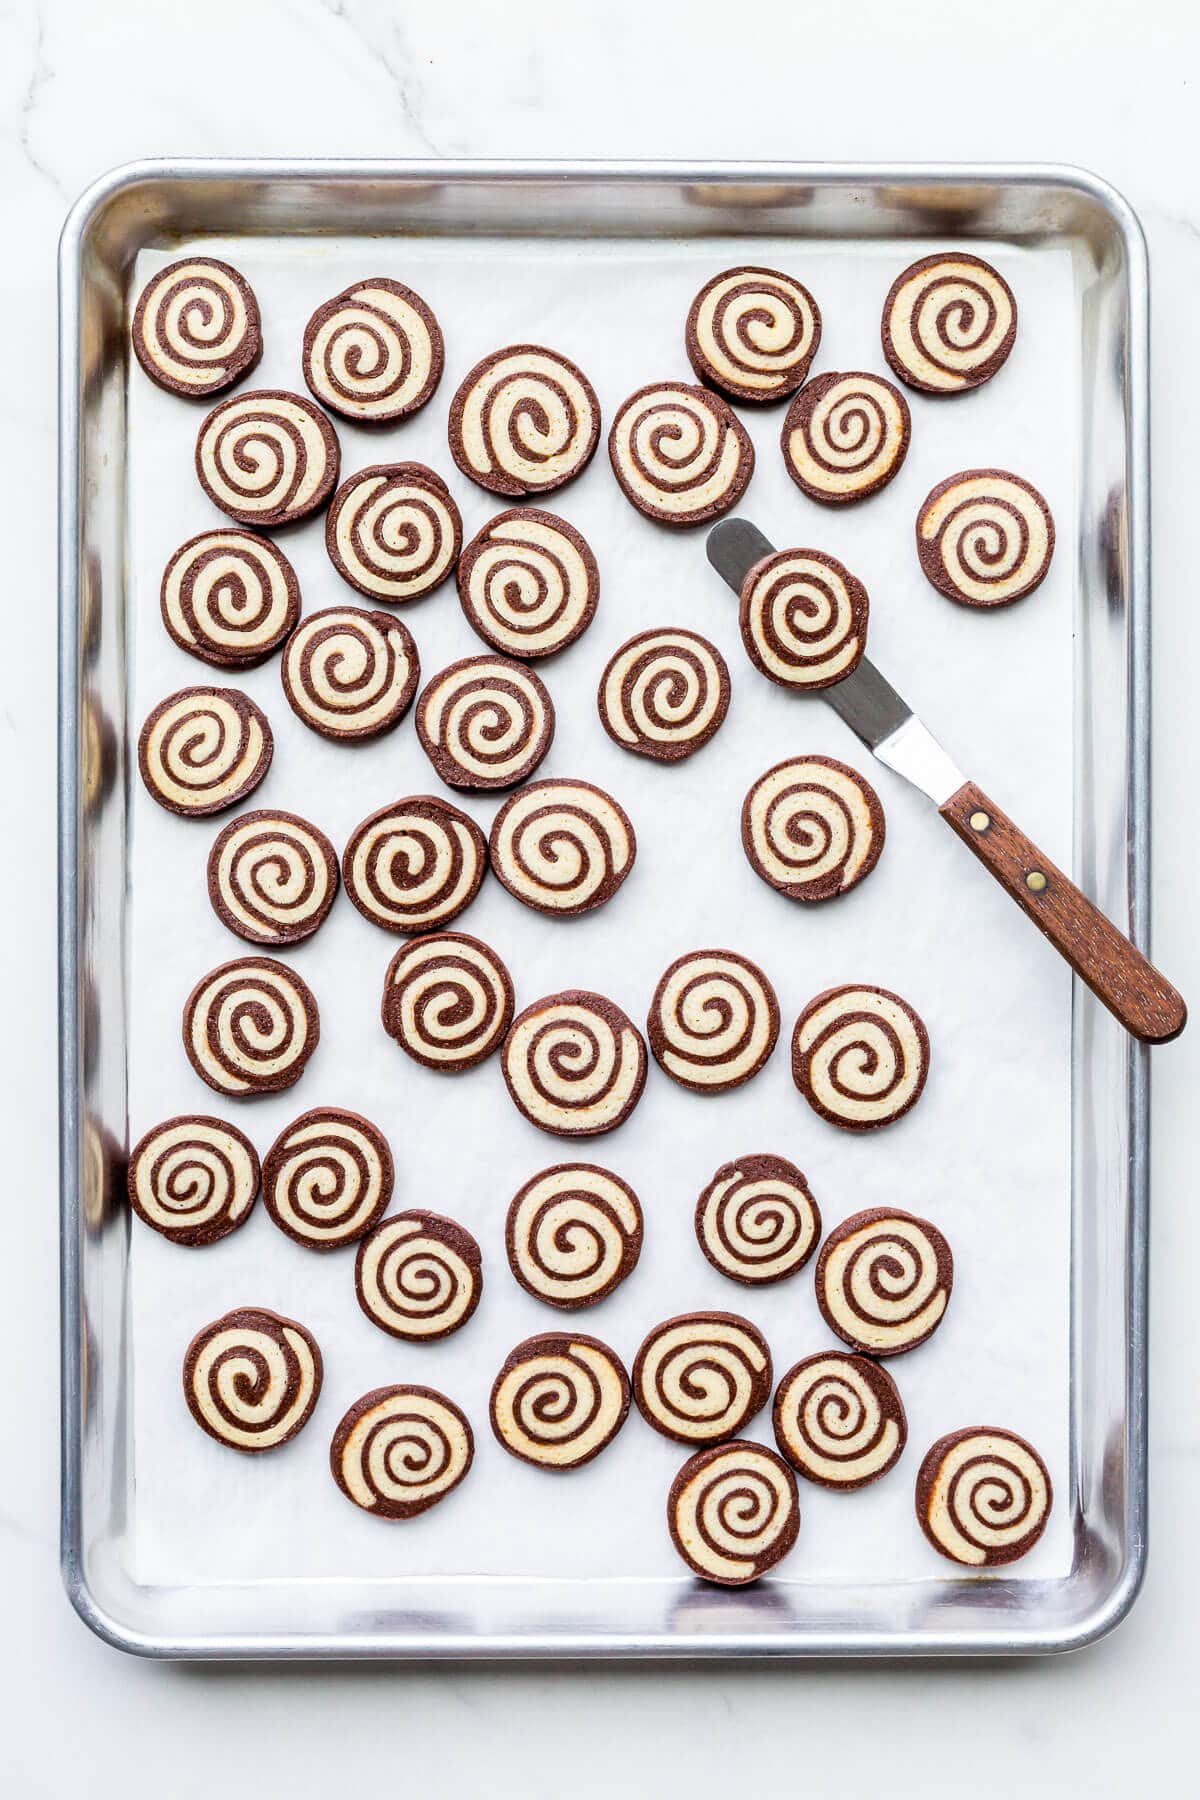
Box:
[940,780,1186,1044]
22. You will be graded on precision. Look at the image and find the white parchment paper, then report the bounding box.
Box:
[126,229,1076,1592]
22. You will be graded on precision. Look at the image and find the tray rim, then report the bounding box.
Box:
[58,156,1151,1661]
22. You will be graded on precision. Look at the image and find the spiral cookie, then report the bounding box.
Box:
[633,1312,772,1445]
[609,382,754,526]
[916,1428,1053,1567]
[160,530,300,668]
[281,606,419,742]
[415,656,554,791]
[128,1115,259,1247]
[183,1307,322,1453]
[695,1154,820,1286]
[458,508,598,659]
[773,1352,907,1489]
[739,550,868,690]
[330,1385,474,1519]
[132,257,262,398]
[882,253,1017,395]
[325,463,461,602]
[503,991,647,1138]
[817,1207,952,1357]
[668,1441,800,1585]
[381,932,514,1072]
[648,950,780,1094]
[261,1108,392,1249]
[489,779,635,917]
[742,757,885,903]
[916,470,1055,608]
[355,1211,483,1341]
[686,265,821,404]
[792,986,930,1132]
[505,1164,643,1309]
[138,686,272,818]
[303,277,443,423]
[342,796,487,935]
[781,371,910,505]
[449,344,601,497]
[207,809,339,946]
[490,1332,630,1470]
[196,389,339,527]
[598,629,730,762]
[183,956,320,1097]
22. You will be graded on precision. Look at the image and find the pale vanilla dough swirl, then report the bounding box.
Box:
[356,1213,481,1340]
[883,254,1015,393]
[648,951,779,1091]
[133,258,260,394]
[490,780,635,915]
[263,1110,391,1248]
[451,346,600,495]
[506,1165,642,1307]
[773,1353,905,1488]
[793,987,929,1129]
[138,687,270,816]
[196,390,337,525]
[503,993,647,1136]
[184,1310,320,1452]
[917,471,1054,606]
[382,933,512,1070]
[688,266,820,400]
[282,607,418,739]
[782,372,909,503]
[599,630,729,760]
[331,1386,473,1518]
[670,1443,799,1584]
[742,757,882,901]
[490,1335,629,1468]
[161,531,298,665]
[129,1117,258,1243]
[634,1314,771,1444]
[920,1429,1052,1566]
[458,509,598,658]
[304,278,442,421]
[327,465,460,600]
[817,1209,951,1354]
[417,657,552,789]
[740,550,867,689]
[609,383,753,523]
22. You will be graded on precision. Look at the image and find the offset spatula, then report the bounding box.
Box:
[707,517,1186,1045]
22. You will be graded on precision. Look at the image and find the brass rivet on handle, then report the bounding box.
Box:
[1026,870,1048,893]
[969,810,990,832]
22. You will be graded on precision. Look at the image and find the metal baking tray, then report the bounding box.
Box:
[59,160,1150,1658]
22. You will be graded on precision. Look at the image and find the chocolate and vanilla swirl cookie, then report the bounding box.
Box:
[160,530,300,668]
[458,509,598,659]
[281,606,419,741]
[792,985,930,1132]
[633,1311,772,1445]
[303,277,443,423]
[132,258,262,398]
[882,253,1017,395]
[916,469,1055,607]
[739,549,868,690]
[195,389,339,527]
[415,656,554,791]
[773,1352,907,1489]
[816,1208,952,1356]
[648,950,780,1093]
[183,1307,322,1453]
[208,809,339,946]
[342,796,487,935]
[325,463,461,602]
[609,382,754,526]
[503,990,647,1137]
[449,344,601,497]
[598,629,730,762]
[138,686,272,818]
[490,1332,630,1470]
[506,1164,643,1309]
[686,265,821,404]
[355,1211,483,1341]
[781,371,910,505]
[381,932,514,1072]
[128,1115,259,1246]
[916,1427,1052,1566]
[668,1441,800,1585]
[695,1154,820,1286]
[330,1385,474,1519]
[262,1107,392,1249]
[183,956,320,1097]
[489,779,635,916]
[742,756,885,903]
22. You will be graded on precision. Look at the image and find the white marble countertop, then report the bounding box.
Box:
[4,0,1198,1793]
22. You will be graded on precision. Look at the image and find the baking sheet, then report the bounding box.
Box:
[125,232,1075,1591]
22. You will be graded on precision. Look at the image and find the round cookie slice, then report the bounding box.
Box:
[505,1164,643,1309]
[355,1210,483,1342]
[738,549,868,691]
[695,1153,820,1286]
[648,949,780,1093]
[915,1427,1052,1567]
[686,265,821,403]
[138,686,272,818]
[609,381,754,526]
[882,253,1017,395]
[415,655,554,791]
[303,276,444,424]
[741,756,885,903]
[457,508,599,659]
[195,389,340,527]
[449,344,601,497]
[502,990,648,1138]
[342,795,488,936]
[160,530,300,668]
[792,984,929,1131]
[773,1351,907,1490]
[381,932,514,1072]
[633,1311,772,1445]
[261,1107,392,1250]
[128,1114,260,1247]
[916,469,1055,608]
[815,1207,953,1356]
[281,606,419,742]
[183,1306,322,1453]
[330,1385,474,1519]
[132,257,262,398]
[207,809,339,947]
[668,1441,800,1585]
[183,956,320,1098]
[490,1332,630,1470]
[781,371,910,505]
[598,629,730,762]
[489,779,636,917]
[325,463,462,602]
